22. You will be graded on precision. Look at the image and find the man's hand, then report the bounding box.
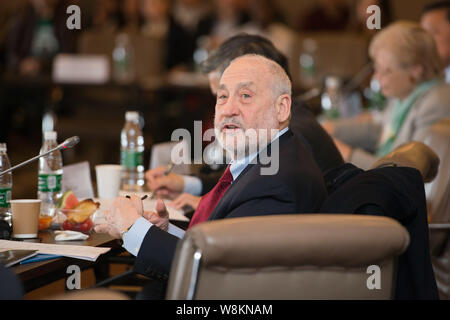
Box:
[169,193,201,211]
[143,198,169,232]
[94,196,142,238]
[145,166,185,199]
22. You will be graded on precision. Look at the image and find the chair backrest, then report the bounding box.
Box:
[166,214,410,300]
[425,117,450,226]
[424,117,450,299]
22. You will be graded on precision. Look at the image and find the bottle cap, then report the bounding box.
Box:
[0,143,6,152]
[44,131,57,140]
[325,76,340,89]
[125,111,139,121]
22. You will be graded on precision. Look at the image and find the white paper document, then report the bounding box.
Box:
[62,161,95,199]
[0,240,110,262]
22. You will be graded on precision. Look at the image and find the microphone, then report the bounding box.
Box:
[0,136,80,177]
[58,136,80,149]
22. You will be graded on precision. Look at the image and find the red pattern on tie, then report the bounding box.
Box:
[188,165,233,228]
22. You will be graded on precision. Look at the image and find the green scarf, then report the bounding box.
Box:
[376,79,439,157]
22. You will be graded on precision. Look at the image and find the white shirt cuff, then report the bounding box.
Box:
[122,217,152,256]
[182,175,203,196]
[122,218,186,256]
[167,223,186,239]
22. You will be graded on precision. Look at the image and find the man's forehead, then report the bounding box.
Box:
[219,57,268,89]
[218,81,256,91]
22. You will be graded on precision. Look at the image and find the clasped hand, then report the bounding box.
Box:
[94,195,170,238]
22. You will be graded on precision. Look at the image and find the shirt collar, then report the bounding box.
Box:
[229,127,289,181]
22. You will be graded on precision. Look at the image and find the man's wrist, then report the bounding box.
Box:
[120,224,133,240]
[121,215,141,240]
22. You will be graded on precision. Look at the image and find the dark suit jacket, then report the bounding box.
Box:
[134,130,327,278]
[290,100,344,174]
[321,164,439,300]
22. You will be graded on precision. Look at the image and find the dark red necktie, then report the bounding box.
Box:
[188,165,233,228]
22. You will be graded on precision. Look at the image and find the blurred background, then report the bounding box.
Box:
[0,0,439,199]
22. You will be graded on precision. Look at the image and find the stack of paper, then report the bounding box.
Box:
[0,240,110,262]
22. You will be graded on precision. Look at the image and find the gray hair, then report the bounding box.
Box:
[229,54,292,100]
[369,21,442,81]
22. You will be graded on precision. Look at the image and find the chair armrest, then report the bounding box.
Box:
[428,223,450,230]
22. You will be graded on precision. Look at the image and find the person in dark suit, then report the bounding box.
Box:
[95,54,327,282]
[145,34,343,212]
[321,142,440,300]
[6,0,78,76]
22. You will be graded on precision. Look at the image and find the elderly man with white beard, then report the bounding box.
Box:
[95,54,327,292]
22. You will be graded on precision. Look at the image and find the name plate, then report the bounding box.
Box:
[53,54,110,84]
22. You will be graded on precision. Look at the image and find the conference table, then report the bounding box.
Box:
[11,230,123,293]
[10,195,191,293]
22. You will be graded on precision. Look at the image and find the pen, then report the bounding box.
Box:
[125,195,148,200]
[163,161,175,175]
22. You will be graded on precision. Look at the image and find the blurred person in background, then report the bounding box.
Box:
[297,0,350,31]
[421,1,450,83]
[118,0,143,33]
[195,0,250,51]
[6,0,78,76]
[140,0,196,70]
[322,21,450,170]
[172,0,211,35]
[238,0,296,59]
[0,1,28,73]
[91,0,121,33]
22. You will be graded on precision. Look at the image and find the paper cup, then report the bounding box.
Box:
[11,199,41,239]
[95,164,123,199]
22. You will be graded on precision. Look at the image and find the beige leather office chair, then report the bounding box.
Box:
[48,288,129,300]
[423,117,450,299]
[166,214,410,300]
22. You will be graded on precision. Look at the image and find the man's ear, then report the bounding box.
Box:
[275,94,291,123]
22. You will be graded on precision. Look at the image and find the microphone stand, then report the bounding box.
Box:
[0,137,79,176]
[0,146,63,177]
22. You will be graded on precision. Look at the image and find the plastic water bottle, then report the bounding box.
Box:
[299,38,318,87]
[321,76,342,119]
[120,111,145,191]
[38,131,63,221]
[0,143,12,239]
[112,33,135,83]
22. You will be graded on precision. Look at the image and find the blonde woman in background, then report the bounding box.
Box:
[323,21,450,169]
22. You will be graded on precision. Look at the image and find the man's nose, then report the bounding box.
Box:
[221,96,240,116]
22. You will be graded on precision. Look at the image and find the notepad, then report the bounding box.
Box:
[0,240,110,262]
[20,254,62,265]
[0,250,38,267]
